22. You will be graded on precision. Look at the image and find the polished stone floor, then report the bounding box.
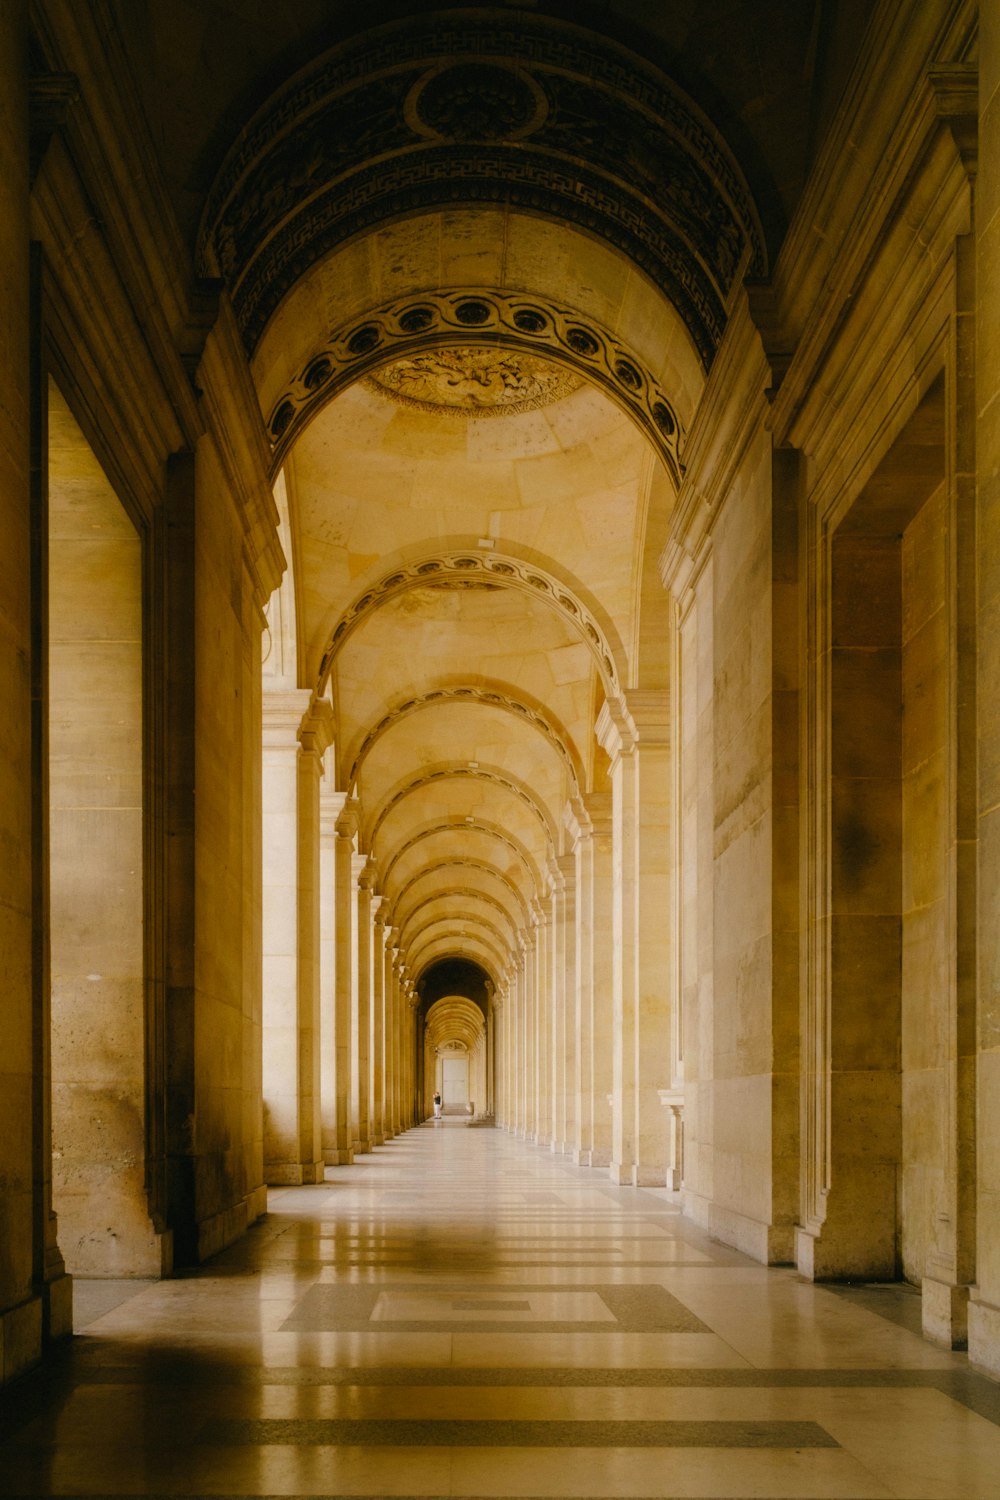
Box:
[2,1123,1000,1498]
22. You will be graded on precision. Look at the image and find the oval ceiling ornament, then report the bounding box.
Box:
[266,288,685,484]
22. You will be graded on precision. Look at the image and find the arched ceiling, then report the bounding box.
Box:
[116,1,877,279]
[87,0,870,1000]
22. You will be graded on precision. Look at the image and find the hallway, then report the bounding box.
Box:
[2,1128,999,1499]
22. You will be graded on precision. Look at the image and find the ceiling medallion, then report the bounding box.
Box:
[410,62,546,142]
[364,346,582,417]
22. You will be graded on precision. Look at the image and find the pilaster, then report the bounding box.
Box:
[597,692,672,1188]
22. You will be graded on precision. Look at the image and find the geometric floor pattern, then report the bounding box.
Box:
[2,1123,1000,1498]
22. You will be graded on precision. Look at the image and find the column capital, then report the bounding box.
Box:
[583,789,613,837]
[352,851,369,885]
[623,688,670,745]
[595,696,635,762]
[564,794,592,844]
[298,695,335,758]
[372,895,386,926]
[321,786,348,821]
[262,686,313,746]
[335,797,360,841]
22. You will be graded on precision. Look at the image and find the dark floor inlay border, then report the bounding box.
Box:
[198,1417,838,1449]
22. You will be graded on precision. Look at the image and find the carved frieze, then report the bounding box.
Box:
[198,13,765,368]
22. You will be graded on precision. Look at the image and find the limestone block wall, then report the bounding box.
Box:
[901,482,951,1283]
[190,434,271,1258]
[971,0,1000,1377]
[0,0,44,1385]
[48,384,164,1276]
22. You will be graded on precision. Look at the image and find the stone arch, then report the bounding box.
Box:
[264,288,686,484]
[198,9,766,364]
[390,859,530,928]
[406,913,513,969]
[320,549,628,703]
[344,683,584,796]
[364,765,559,860]
[412,933,507,982]
[380,822,539,896]
[396,888,519,952]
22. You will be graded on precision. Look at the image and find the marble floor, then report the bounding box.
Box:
[2,1124,1000,1498]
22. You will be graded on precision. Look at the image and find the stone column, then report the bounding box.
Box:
[534,899,551,1145]
[390,940,404,1134]
[597,692,672,1188]
[550,854,575,1154]
[972,9,1000,1378]
[590,794,615,1168]
[330,799,358,1164]
[352,856,373,1154]
[0,0,57,1380]
[381,930,396,1140]
[488,990,500,1122]
[485,979,495,1117]
[261,690,329,1183]
[521,931,535,1139]
[319,785,344,1165]
[371,897,386,1146]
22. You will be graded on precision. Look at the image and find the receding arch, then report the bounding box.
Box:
[345,683,583,797]
[364,764,559,856]
[396,890,518,952]
[405,913,513,969]
[380,822,539,896]
[391,859,530,927]
[264,288,685,484]
[320,549,628,701]
[410,932,507,981]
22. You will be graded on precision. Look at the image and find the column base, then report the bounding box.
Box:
[373,1133,385,1147]
[44,1271,74,1342]
[608,1160,632,1186]
[796,1221,892,1280]
[922,1276,969,1348]
[969,1295,1000,1379]
[0,1295,43,1385]
[633,1164,667,1188]
[353,1136,372,1155]
[322,1147,354,1166]
[197,1189,272,1263]
[265,1159,325,1186]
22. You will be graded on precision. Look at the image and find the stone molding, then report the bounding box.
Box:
[264,288,684,484]
[320,548,624,701]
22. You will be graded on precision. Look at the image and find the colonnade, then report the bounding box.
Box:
[259,684,682,1192]
[262,701,420,1178]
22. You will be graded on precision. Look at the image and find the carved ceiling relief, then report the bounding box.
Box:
[364,348,582,417]
[198,14,766,365]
